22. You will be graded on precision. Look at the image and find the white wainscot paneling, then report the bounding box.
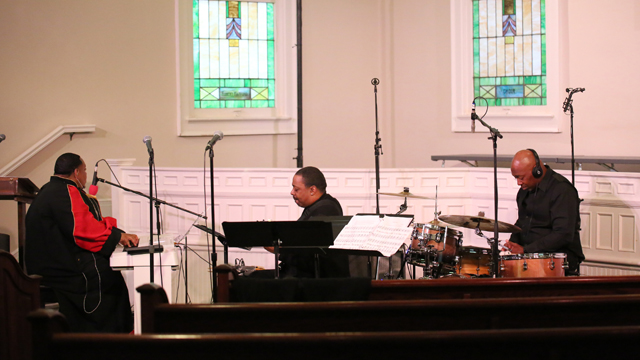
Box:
[106,165,640,300]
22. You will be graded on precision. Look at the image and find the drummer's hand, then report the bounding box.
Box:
[120,233,139,248]
[504,241,524,254]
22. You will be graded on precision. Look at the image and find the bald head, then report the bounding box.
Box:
[511,149,545,190]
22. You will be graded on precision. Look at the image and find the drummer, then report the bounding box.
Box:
[503,149,585,276]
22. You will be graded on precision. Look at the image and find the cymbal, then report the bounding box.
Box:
[438,215,521,233]
[377,191,433,200]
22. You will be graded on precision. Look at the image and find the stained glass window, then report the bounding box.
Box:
[193,1,275,109]
[473,0,546,106]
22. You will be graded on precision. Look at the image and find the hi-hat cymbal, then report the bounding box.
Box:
[377,191,433,200]
[439,215,521,233]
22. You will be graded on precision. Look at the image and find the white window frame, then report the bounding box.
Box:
[450,0,567,133]
[175,0,297,136]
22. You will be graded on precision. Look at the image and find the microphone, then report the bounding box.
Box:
[0,134,5,144]
[371,78,380,86]
[143,136,153,157]
[471,102,477,133]
[205,131,224,150]
[563,88,585,112]
[88,162,99,196]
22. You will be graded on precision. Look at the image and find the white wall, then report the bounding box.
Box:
[2,0,640,253]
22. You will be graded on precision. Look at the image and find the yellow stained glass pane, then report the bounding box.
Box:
[230,39,239,47]
[228,1,239,18]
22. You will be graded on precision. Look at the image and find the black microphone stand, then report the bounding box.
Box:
[208,147,220,302]
[148,152,155,283]
[472,96,503,277]
[371,78,383,280]
[372,78,382,215]
[563,88,584,185]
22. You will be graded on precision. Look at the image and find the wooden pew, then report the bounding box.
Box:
[215,264,640,302]
[139,283,640,334]
[0,250,41,360]
[27,309,640,360]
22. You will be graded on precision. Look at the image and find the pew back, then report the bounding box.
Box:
[139,284,640,334]
[0,250,41,360]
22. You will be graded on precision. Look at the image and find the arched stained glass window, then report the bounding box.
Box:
[193,1,275,109]
[473,0,546,106]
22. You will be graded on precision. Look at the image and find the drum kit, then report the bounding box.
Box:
[378,189,568,279]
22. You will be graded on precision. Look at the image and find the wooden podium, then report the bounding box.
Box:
[0,177,39,268]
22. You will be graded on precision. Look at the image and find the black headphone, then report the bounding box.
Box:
[527,148,543,179]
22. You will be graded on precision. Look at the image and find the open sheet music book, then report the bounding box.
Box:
[329,214,414,257]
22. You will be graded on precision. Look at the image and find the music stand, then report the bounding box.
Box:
[221,221,335,279]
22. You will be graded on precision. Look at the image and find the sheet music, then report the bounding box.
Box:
[331,215,382,250]
[331,214,414,256]
[368,216,414,256]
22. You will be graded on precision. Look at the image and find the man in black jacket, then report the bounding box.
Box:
[279,166,349,278]
[25,153,139,332]
[504,149,585,275]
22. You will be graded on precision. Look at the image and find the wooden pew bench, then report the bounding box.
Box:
[0,250,41,360]
[139,283,640,334]
[28,309,640,360]
[215,264,640,302]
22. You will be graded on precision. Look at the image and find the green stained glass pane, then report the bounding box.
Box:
[245,79,251,87]
[485,99,496,106]
[227,100,245,108]
[541,35,547,74]
[268,40,275,79]
[251,79,268,87]
[268,80,275,100]
[525,76,541,84]
[542,84,547,97]
[473,1,479,38]
[194,80,200,100]
[267,3,274,40]
[480,78,493,86]
[494,99,501,106]
[502,98,519,106]
[523,98,542,105]
[195,101,201,108]
[268,100,275,107]
[201,79,219,87]
[225,79,244,87]
[193,40,200,78]
[252,100,268,108]
[193,0,199,38]
[541,0,546,33]
[542,98,547,105]
[201,101,220,108]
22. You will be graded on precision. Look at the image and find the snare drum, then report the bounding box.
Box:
[499,253,567,278]
[411,223,462,265]
[457,246,492,277]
